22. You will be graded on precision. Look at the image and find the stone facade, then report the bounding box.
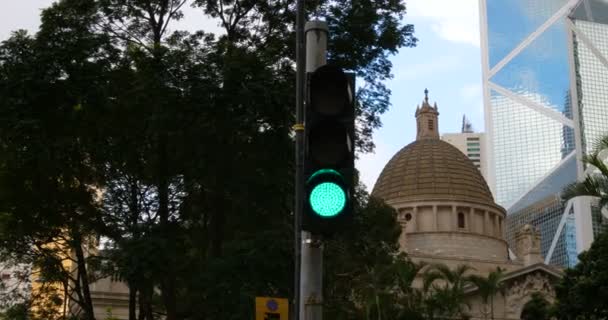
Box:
[372,91,562,320]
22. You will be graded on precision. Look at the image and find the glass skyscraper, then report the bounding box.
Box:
[480,0,608,267]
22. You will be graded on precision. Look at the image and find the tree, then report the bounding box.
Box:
[393,257,427,319]
[0,303,28,320]
[520,292,551,320]
[0,0,115,318]
[0,0,418,319]
[469,267,506,320]
[554,230,608,319]
[323,187,401,320]
[422,264,473,320]
[562,135,608,209]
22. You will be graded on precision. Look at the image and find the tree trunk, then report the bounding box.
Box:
[138,289,145,320]
[490,295,494,320]
[209,193,226,258]
[375,293,382,320]
[157,133,178,320]
[161,278,178,320]
[128,282,137,320]
[73,232,96,320]
[138,285,154,320]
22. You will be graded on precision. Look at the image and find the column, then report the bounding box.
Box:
[412,206,418,232]
[493,214,499,237]
[484,211,490,236]
[451,206,458,231]
[433,205,438,231]
[499,216,503,237]
[468,207,474,232]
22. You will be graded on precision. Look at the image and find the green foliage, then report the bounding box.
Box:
[104,307,120,320]
[0,0,417,319]
[554,230,608,319]
[422,264,473,320]
[0,304,28,320]
[324,190,402,319]
[562,135,608,210]
[520,292,551,320]
[468,267,506,320]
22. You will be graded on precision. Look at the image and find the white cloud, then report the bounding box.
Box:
[408,0,480,47]
[393,55,461,82]
[172,4,225,35]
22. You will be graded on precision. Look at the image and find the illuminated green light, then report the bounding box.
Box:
[309,182,346,217]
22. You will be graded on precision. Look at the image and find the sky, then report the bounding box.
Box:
[357,0,484,190]
[0,0,485,191]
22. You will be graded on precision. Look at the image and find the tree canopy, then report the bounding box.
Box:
[0,0,417,319]
[554,230,608,319]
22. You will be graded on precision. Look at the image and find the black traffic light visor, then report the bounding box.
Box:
[309,65,353,116]
[308,122,352,166]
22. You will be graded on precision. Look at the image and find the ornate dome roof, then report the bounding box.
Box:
[372,139,494,205]
[372,89,495,206]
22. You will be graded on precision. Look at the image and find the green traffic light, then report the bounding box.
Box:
[309,182,346,217]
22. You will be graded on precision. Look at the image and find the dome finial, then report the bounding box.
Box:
[424,88,429,103]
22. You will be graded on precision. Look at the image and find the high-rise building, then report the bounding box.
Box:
[479,0,608,267]
[441,116,489,180]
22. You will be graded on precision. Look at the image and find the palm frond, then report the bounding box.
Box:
[422,271,443,292]
[561,175,608,201]
[583,154,608,178]
[592,135,608,154]
[599,197,608,216]
[453,264,475,277]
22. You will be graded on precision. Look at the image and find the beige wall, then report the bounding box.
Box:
[408,232,509,261]
[89,278,131,320]
[394,200,508,262]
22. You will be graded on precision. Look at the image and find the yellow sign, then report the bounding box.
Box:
[255,297,289,320]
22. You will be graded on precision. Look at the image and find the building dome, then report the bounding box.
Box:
[372,139,494,207]
[370,89,508,263]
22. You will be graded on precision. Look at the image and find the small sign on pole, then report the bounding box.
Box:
[255,297,289,320]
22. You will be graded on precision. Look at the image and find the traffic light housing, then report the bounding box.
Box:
[302,65,355,235]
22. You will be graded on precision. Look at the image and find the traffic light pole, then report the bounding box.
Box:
[294,0,304,319]
[300,21,328,320]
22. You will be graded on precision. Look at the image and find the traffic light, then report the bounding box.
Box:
[302,64,355,235]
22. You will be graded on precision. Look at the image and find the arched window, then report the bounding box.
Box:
[428,119,434,130]
[458,212,465,229]
[521,293,551,320]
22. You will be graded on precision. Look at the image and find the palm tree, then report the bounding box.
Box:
[359,264,395,320]
[422,264,474,319]
[393,255,426,318]
[469,267,506,320]
[562,135,608,210]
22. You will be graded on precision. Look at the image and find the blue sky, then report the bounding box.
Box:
[357,0,484,190]
[0,0,484,191]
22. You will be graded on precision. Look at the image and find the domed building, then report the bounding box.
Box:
[372,90,563,319]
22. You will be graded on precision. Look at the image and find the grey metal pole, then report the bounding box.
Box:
[300,20,328,320]
[294,0,305,318]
